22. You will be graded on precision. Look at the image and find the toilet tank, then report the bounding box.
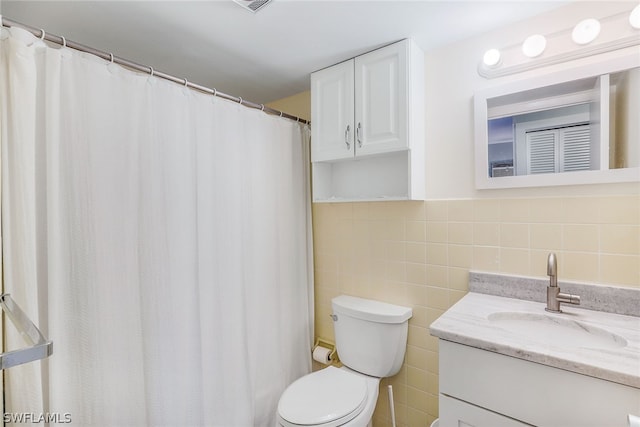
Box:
[331,295,412,378]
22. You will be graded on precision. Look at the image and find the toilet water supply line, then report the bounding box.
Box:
[388,385,396,427]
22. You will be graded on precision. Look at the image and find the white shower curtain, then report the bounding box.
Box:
[0,26,313,426]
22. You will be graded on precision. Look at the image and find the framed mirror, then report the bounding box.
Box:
[474,52,640,189]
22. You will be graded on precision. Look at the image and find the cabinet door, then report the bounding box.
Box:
[354,41,408,156]
[311,60,355,162]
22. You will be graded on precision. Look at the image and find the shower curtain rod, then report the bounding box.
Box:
[1,16,310,125]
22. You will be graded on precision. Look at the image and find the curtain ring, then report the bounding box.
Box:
[61,36,66,48]
[296,117,300,123]
[238,97,243,104]
[279,112,283,118]
[148,66,154,77]
[183,78,188,87]
[39,29,46,40]
[260,104,265,112]
[109,53,114,64]
[212,88,217,97]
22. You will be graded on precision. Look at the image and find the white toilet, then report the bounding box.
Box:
[277,295,412,427]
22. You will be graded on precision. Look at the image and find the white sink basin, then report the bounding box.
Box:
[488,312,628,350]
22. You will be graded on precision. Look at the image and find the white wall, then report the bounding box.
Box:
[423,1,640,199]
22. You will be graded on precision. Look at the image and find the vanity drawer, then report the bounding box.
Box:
[440,394,530,427]
[439,340,640,427]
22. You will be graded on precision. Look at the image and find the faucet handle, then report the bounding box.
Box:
[558,293,580,306]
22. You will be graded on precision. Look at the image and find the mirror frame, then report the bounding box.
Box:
[474,51,640,189]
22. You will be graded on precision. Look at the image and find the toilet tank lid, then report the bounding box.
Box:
[332,295,412,324]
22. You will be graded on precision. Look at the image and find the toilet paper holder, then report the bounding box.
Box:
[313,338,338,364]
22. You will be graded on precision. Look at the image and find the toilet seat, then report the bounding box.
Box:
[277,366,368,427]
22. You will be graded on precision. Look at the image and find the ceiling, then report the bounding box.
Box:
[2,0,570,105]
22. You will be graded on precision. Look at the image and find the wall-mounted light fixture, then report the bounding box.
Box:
[630,4,640,30]
[483,49,501,67]
[572,18,601,45]
[522,34,547,58]
[478,7,640,78]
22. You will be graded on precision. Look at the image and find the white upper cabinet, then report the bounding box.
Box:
[354,40,408,156]
[311,39,424,202]
[311,60,354,162]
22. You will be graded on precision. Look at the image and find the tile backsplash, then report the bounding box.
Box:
[312,195,639,427]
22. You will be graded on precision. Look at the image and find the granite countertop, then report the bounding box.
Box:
[430,292,640,388]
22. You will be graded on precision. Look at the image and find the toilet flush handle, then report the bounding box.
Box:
[329,314,338,321]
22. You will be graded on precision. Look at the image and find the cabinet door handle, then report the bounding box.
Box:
[345,125,351,150]
[356,122,362,148]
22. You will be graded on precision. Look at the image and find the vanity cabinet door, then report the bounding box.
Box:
[311,59,354,162]
[439,395,530,427]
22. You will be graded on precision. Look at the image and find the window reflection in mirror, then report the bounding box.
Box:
[486,67,639,178]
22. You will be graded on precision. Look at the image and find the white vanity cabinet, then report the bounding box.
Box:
[439,340,640,427]
[310,39,425,202]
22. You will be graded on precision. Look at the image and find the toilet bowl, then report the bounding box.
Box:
[277,366,379,427]
[276,295,412,427]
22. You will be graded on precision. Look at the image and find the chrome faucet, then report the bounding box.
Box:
[545,253,580,313]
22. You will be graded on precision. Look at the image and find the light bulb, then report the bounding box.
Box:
[572,18,601,45]
[522,34,547,58]
[630,4,640,30]
[483,49,501,67]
